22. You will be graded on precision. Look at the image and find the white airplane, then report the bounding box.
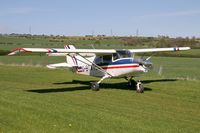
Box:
[9,45,190,93]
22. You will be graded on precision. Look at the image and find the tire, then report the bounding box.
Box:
[91,82,100,91]
[136,82,144,93]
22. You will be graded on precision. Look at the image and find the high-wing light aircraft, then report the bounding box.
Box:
[9,45,190,93]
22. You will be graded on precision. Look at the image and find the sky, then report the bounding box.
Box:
[0,0,200,37]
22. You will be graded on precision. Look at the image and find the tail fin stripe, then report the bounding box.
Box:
[64,45,78,66]
[71,56,76,65]
[64,45,70,49]
[73,56,78,65]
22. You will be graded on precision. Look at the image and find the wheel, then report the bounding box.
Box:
[128,80,136,87]
[136,81,144,93]
[91,82,100,91]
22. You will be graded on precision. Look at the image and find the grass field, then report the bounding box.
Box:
[0,36,123,50]
[0,56,200,133]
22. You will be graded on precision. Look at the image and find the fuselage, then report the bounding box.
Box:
[64,49,152,78]
[75,57,149,78]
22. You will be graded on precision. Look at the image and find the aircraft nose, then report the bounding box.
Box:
[143,60,153,69]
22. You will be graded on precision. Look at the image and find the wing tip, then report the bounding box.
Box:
[177,47,191,51]
[8,48,21,56]
[8,48,33,55]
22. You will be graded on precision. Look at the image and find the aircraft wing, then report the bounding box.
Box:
[8,48,116,55]
[8,47,190,56]
[129,47,190,53]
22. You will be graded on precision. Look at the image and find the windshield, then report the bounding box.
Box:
[115,50,132,59]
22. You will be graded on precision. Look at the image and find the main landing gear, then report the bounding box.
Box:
[91,75,144,93]
[127,77,144,93]
[91,75,110,91]
[91,82,100,91]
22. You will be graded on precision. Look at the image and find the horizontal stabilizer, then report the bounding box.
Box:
[46,62,74,69]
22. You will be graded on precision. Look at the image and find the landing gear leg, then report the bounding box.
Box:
[136,80,144,93]
[125,77,136,87]
[128,80,136,87]
[91,75,110,91]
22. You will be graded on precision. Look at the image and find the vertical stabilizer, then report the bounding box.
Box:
[64,45,78,66]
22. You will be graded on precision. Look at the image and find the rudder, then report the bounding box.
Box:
[64,45,78,66]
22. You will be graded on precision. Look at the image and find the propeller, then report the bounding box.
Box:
[137,54,163,76]
[136,56,153,70]
[154,65,163,76]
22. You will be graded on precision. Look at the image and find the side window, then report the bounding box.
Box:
[103,55,112,63]
[95,57,103,65]
[95,55,112,65]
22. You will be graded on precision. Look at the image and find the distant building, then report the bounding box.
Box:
[97,35,106,37]
[85,35,94,37]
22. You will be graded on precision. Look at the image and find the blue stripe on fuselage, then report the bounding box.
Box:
[111,58,137,65]
[97,58,140,66]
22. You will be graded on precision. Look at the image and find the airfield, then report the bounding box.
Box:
[0,36,200,132]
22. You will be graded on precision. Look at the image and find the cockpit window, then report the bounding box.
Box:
[102,55,112,63]
[95,56,103,64]
[115,50,132,59]
[95,55,112,65]
[113,53,119,60]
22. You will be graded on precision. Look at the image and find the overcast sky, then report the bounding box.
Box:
[0,0,200,37]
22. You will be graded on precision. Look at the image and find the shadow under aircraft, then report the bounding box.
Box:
[26,79,177,93]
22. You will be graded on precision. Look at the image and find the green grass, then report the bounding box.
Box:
[0,56,200,133]
[0,56,64,66]
[0,36,123,50]
[150,57,200,79]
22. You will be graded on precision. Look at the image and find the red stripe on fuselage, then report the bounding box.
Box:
[102,65,139,69]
